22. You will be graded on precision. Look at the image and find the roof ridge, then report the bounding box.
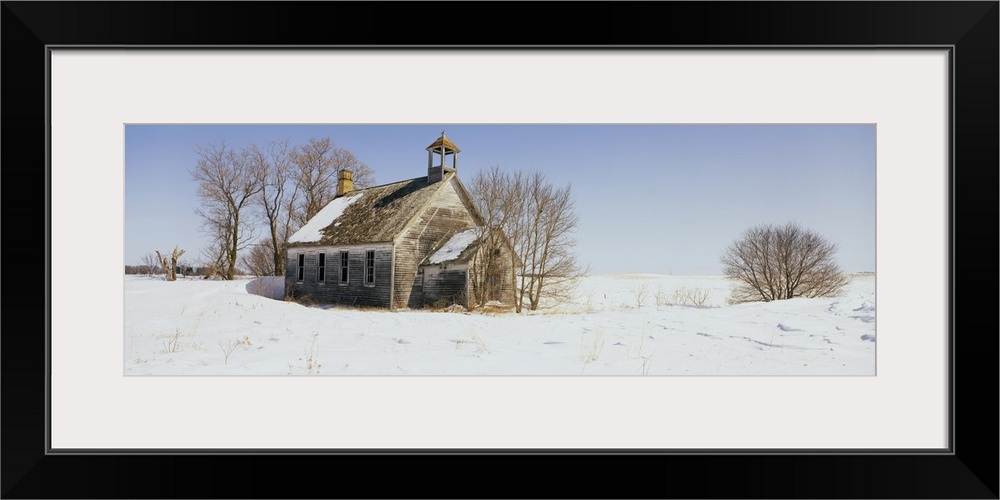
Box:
[353,174,428,192]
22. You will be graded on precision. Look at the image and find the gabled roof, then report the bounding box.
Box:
[288,172,455,246]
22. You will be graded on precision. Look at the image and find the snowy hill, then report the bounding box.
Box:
[124,273,876,376]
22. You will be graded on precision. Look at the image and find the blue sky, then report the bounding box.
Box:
[124,124,875,275]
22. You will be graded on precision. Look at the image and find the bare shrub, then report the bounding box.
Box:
[640,353,654,375]
[471,332,491,355]
[242,240,277,277]
[475,300,512,315]
[140,252,160,277]
[219,339,238,365]
[631,284,650,308]
[721,222,849,303]
[580,329,605,373]
[654,286,669,308]
[687,288,710,307]
[160,328,184,354]
[671,287,712,307]
[303,334,321,375]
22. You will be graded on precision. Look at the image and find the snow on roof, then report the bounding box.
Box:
[288,193,365,243]
[427,228,479,264]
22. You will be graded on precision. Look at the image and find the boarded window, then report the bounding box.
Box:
[340,251,349,284]
[317,253,326,282]
[296,254,304,282]
[365,250,375,285]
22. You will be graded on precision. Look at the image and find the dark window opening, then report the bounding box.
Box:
[340,251,349,283]
[317,253,326,282]
[365,250,375,285]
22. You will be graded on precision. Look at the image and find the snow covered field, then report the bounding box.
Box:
[124,273,876,376]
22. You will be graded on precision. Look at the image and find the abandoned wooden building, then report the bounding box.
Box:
[284,132,515,310]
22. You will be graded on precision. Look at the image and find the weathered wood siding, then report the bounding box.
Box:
[284,243,393,307]
[422,264,470,307]
[469,244,517,306]
[393,177,478,309]
[496,245,518,305]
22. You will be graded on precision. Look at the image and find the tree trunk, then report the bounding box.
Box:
[170,246,185,280]
[157,247,185,281]
[156,251,171,281]
[228,213,239,280]
[271,226,283,276]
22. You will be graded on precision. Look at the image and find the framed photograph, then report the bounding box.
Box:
[5,2,996,498]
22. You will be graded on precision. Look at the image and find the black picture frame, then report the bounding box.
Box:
[3,2,996,498]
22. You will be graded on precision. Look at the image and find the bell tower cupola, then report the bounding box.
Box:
[426,131,460,183]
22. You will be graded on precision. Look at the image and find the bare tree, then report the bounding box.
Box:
[241,239,277,277]
[468,166,521,307]
[140,252,160,277]
[191,142,263,280]
[469,169,519,312]
[176,259,194,277]
[468,166,586,313]
[250,138,297,276]
[198,217,232,279]
[518,173,586,311]
[720,222,850,303]
[291,137,376,226]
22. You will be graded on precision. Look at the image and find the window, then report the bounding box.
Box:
[296,254,304,282]
[364,250,375,285]
[339,251,349,284]
[317,253,326,282]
